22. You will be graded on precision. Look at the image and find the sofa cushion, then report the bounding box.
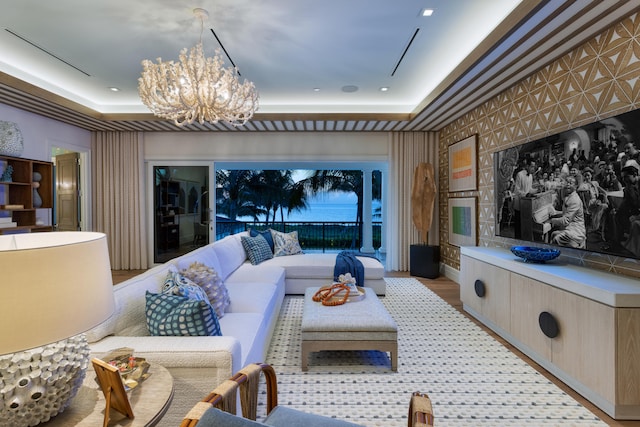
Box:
[225,282,278,314]
[194,405,363,427]
[197,407,265,426]
[145,292,222,337]
[86,264,174,342]
[181,261,230,318]
[241,235,273,265]
[249,228,275,253]
[264,406,363,426]
[270,230,303,257]
[175,246,223,275]
[218,312,265,366]
[212,234,248,281]
[261,253,384,279]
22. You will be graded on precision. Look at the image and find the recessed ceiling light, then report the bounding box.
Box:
[422,8,434,17]
[313,88,321,92]
[380,87,389,92]
[341,85,358,93]
[108,87,120,92]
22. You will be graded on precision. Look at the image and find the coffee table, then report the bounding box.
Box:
[301,286,398,371]
[46,362,174,426]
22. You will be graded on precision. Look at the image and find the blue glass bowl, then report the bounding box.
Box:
[510,246,560,263]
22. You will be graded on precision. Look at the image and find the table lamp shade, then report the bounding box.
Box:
[0,231,115,355]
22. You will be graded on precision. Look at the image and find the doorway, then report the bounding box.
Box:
[150,164,211,264]
[55,152,79,231]
[51,146,90,231]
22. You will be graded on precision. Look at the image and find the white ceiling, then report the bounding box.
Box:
[0,1,637,132]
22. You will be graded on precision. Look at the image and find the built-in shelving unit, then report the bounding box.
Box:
[156,181,180,250]
[0,155,53,234]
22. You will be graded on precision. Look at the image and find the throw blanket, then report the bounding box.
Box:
[334,251,375,287]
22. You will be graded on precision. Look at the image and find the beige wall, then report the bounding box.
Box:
[439,10,640,278]
[143,131,389,162]
[0,103,91,162]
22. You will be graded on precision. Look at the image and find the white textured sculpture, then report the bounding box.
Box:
[0,335,89,426]
[0,121,24,157]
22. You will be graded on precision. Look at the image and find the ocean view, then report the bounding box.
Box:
[236,192,381,223]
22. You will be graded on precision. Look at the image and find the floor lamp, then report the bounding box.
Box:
[0,232,115,426]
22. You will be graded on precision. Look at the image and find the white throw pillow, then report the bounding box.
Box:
[270,229,304,257]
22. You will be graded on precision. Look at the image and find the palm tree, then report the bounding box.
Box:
[251,170,309,225]
[300,170,381,248]
[215,170,264,221]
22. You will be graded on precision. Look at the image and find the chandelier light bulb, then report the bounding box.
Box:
[138,9,258,127]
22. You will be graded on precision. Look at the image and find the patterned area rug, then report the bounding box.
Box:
[261,277,605,426]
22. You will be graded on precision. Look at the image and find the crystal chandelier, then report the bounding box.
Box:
[138,8,258,127]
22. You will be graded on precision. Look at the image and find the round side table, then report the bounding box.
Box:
[46,363,174,427]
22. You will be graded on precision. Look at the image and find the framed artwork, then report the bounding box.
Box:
[448,134,478,192]
[448,197,477,247]
[92,358,134,425]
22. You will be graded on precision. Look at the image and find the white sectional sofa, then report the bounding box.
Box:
[86,231,386,389]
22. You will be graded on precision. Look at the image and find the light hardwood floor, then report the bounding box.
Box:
[111,269,640,426]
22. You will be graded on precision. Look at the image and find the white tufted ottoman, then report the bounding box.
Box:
[301,287,398,371]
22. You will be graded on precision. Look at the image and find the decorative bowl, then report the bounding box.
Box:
[510,246,560,263]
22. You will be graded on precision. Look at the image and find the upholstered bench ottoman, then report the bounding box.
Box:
[301,287,398,371]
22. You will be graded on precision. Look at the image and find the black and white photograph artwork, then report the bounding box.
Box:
[495,108,640,259]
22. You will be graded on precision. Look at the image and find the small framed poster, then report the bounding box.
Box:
[92,358,134,425]
[448,197,477,247]
[448,134,478,192]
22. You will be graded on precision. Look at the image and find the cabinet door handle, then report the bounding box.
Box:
[474,279,486,298]
[539,311,559,338]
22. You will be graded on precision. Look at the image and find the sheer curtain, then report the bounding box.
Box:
[91,131,148,270]
[387,131,439,271]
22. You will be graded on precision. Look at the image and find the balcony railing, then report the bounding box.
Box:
[216,221,382,252]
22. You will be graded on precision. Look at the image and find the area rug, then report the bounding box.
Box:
[260,277,606,426]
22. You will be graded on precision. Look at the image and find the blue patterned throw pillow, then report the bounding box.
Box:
[270,229,304,257]
[145,291,222,336]
[162,268,210,302]
[249,228,275,253]
[241,235,274,265]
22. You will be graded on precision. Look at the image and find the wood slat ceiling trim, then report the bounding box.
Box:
[406,1,640,131]
[1,2,636,133]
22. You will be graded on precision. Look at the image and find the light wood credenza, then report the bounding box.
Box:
[460,246,640,420]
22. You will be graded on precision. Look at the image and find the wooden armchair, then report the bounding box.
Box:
[180,362,434,427]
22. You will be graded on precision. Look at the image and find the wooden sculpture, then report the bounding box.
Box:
[411,162,437,243]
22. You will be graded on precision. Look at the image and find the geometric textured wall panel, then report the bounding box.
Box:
[439,11,640,276]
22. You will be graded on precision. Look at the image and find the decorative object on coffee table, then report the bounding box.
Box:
[0,121,23,157]
[32,171,42,208]
[92,358,134,427]
[510,245,561,263]
[0,232,115,427]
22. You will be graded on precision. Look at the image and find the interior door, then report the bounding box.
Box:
[55,152,79,231]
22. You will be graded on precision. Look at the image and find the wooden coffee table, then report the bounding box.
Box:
[301,286,398,371]
[46,362,174,426]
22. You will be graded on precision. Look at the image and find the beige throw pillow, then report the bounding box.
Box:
[181,261,230,318]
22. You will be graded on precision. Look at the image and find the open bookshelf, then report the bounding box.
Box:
[0,155,53,234]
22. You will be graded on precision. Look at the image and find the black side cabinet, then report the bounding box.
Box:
[410,244,440,279]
